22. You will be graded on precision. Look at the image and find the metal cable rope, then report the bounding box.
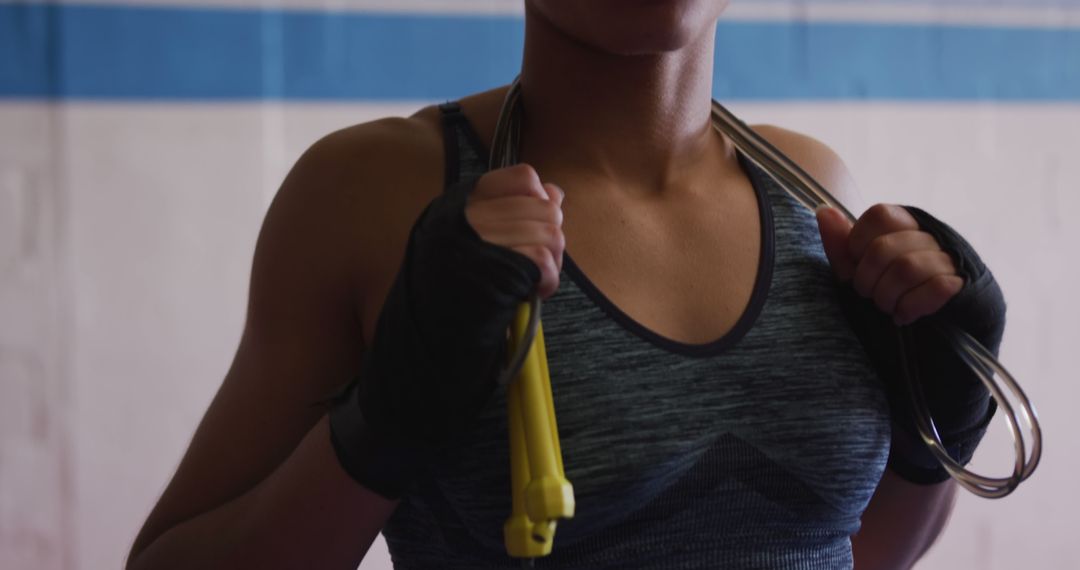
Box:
[493,77,1040,499]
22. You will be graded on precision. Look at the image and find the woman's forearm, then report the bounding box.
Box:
[127,416,398,570]
[853,428,960,569]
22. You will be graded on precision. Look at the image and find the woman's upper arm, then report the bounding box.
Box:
[129,126,390,559]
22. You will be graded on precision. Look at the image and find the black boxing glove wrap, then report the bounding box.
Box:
[837,206,1006,484]
[328,176,541,499]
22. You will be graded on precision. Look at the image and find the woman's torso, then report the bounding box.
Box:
[350,89,892,569]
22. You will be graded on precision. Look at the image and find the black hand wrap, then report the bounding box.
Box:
[837,206,1006,484]
[328,176,540,499]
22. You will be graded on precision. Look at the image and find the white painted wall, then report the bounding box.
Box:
[1,104,71,570]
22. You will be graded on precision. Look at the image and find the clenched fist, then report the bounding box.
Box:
[816,203,964,326]
[328,167,558,499]
[815,202,1006,484]
[466,164,566,299]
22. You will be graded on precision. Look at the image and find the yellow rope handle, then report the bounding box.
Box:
[504,302,575,560]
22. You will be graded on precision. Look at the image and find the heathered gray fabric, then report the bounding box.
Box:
[378,104,892,569]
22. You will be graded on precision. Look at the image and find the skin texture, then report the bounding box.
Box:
[526,0,731,56]
[128,1,963,568]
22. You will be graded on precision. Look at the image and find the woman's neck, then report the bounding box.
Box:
[518,6,723,195]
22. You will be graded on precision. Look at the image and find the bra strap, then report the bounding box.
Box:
[437,101,467,187]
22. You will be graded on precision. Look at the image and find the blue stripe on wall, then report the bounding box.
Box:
[2,3,1079,101]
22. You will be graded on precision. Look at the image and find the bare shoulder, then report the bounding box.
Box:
[273,109,445,237]
[283,107,445,228]
[267,107,448,331]
[749,124,864,209]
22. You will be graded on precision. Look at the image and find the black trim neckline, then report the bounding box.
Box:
[560,152,775,358]
[438,102,776,358]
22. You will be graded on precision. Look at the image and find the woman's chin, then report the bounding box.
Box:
[529,0,725,57]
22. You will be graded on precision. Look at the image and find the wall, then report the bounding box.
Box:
[1,1,1076,568]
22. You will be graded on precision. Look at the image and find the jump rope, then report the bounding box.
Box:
[489,77,1042,564]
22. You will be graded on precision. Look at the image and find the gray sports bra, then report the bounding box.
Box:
[378,102,892,569]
